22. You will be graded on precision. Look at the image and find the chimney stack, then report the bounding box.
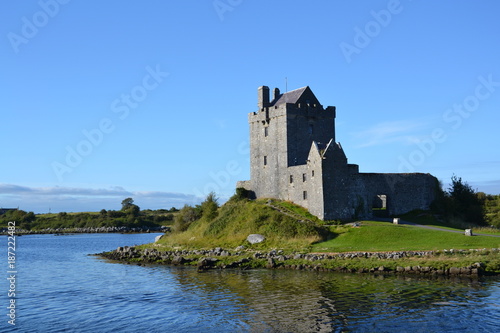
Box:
[273,87,280,101]
[257,86,269,109]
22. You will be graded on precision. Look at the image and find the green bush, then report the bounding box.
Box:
[173,205,201,232]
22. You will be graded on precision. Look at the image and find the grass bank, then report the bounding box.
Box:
[156,197,328,251]
[313,221,500,253]
[154,197,499,253]
[126,197,500,275]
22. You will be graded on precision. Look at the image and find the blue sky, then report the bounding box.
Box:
[1,0,500,213]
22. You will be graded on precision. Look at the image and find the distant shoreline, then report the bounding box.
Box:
[0,226,169,235]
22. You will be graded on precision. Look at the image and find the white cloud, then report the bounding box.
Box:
[351,119,430,148]
[0,184,203,213]
[0,184,132,197]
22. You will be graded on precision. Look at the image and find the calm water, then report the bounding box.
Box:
[1,233,500,332]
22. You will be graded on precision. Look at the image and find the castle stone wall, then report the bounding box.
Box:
[238,85,438,221]
[356,173,438,216]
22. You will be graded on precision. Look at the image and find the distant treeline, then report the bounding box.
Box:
[432,175,500,228]
[2,178,500,231]
[0,198,178,230]
[484,194,500,227]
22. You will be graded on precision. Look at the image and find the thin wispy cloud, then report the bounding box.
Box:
[351,120,430,148]
[0,184,203,213]
[0,185,132,197]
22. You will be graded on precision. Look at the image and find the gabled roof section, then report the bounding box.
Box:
[270,86,320,107]
[307,139,335,161]
[308,141,323,160]
[322,139,348,162]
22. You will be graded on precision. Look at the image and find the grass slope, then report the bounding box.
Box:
[157,198,328,250]
[156,198,500,253]
[313,221,500,252]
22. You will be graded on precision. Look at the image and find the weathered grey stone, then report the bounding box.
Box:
[267,258,276,268]
[472,262,485,268]
[198,257,218,267]
[460,267,471,274]
[465,229,473,236]
[393,218,400,224]
[237,85,437,221]
[247,234,265,244]
[172,256,185,265]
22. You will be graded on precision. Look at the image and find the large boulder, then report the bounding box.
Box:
[247,234,265,244]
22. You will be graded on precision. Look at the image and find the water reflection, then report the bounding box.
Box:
[166,268,500,332]
[5,234,500,332]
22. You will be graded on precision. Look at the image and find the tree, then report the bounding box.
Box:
[121,198,135,211]
[128,204,140,217]
[121,198,140,218]
[447,175,485,226]
[173,204,201,232]
[201,192,219,220]
[230,187,249,201]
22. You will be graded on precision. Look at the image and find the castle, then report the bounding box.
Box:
[237,85,438,220]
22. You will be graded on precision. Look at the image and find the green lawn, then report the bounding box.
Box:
[312,221,500,252]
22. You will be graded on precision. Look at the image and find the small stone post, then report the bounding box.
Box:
[393,218,400,225]
[464,229,473,236]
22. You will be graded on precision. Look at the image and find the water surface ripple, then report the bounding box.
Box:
[1,233,500,332]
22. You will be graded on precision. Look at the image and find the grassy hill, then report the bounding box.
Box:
[156,196,330,251]
[156,193,500,253]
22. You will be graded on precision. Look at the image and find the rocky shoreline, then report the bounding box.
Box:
[0,226,169,235]
[98,246,496,277]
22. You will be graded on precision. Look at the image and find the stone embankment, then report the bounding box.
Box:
[0,226,170,235]
[99,246,492,277]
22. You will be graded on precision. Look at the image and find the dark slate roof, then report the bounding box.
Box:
[270,86,309,106]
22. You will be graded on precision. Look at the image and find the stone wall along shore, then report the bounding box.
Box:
[100,246,494,277]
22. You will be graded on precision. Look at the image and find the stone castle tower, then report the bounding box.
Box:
[237,85,437,220]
